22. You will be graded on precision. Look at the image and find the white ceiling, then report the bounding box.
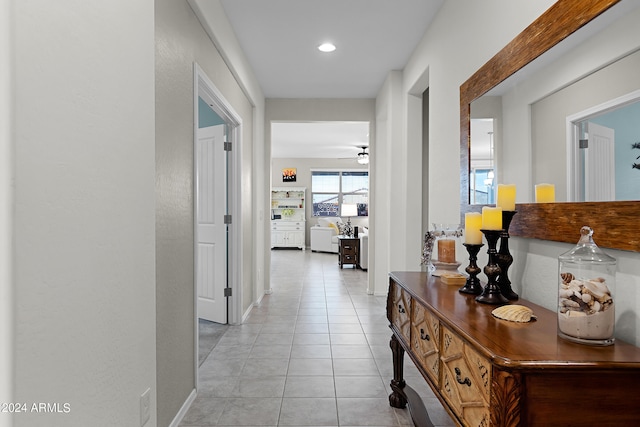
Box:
[217,0,444,159]
[271,121,369,159]
[219,0,443,99]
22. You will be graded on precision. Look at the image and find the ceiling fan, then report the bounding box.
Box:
[356,146,369,165]
[338,145,369,164]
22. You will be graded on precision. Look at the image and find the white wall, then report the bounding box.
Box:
[373,71,404,295]
[156,0,263,425]
[0,0,13,424]
[13,1,156,426]
[188,0,268,318]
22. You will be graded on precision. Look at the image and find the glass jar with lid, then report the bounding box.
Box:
[558,226,616,346]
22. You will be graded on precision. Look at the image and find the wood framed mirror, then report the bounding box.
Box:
[460,0,640,252]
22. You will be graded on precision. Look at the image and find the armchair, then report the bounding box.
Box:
[310,217,342,253]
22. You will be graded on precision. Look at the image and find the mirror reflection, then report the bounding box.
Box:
[468,0,640,204]
[570,94,640,201]
[470,118,495,204]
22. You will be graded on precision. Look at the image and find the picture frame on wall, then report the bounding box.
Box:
[282,168,297,182]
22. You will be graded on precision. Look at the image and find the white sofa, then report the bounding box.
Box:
[310,217,341,253]
[359,232,368,270]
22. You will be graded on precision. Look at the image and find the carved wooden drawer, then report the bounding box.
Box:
[411,302,440,385]
[440,324,491,427]
[390,282,411,343]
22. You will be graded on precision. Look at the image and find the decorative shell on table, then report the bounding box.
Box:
[492,305,537,323]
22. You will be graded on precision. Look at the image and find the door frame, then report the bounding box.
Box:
[193,63,243,370]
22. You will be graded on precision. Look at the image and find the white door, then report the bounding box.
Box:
[585,122,615,201]
[196,124,227,323]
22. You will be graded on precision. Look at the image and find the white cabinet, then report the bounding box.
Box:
[271,187,306,249]
[271,221,305,249]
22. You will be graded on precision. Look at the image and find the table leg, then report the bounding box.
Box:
[389,333,407,409]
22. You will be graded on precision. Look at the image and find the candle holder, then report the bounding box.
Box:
[496,210,518,300]
[476,229,508,305]
[429,223,463,276]
[459,243,484,295]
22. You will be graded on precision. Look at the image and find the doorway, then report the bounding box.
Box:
[193,63,243,370]
[269,121,370,285]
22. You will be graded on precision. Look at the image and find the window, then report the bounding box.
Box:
[471,168,495,205]
[312,170,368,217]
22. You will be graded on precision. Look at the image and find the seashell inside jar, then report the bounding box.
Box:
[557,226,616,346]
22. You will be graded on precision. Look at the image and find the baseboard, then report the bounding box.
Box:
[168,388,197,427]
[241,302,254,323]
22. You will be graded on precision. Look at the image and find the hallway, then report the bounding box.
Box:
[181,249,454,426]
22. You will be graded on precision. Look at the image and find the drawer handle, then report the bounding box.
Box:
[420,328,430,341]
[455,367,471,387]
[398,304,406,314]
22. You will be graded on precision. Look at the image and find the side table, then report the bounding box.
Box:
[338,236,360,269]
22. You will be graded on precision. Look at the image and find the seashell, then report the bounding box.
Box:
[583,280,608,300]
[589,279,610,295]
[567,280,583,293]
[568,310,587,317]
[592,301,601,313]
[560,272,575,284]
[581,293,592,304]
[559,289,573,299]
[492,305,537,323]
[561,298,580,308]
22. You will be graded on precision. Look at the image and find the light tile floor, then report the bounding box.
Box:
[180,249,455,427]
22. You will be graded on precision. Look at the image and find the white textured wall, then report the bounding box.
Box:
[156,0,262,425]
[373,71,404,295]
[188,0,267,321]
[1,0,13,424]
[13,1,156,426]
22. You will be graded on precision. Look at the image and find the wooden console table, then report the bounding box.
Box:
[338,236,359,269]
[387,271,640,427]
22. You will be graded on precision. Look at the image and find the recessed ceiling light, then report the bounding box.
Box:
[318,43,336,53]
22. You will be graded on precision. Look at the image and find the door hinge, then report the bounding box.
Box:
[579,139,588,149]
[224,214,232,224]
[224,141,232,151]
[224,288,232,297]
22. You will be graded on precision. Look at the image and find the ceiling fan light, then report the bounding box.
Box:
[357,152,369,164]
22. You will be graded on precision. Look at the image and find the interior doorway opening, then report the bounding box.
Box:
[269,121,371,282]
[193,63,243,371]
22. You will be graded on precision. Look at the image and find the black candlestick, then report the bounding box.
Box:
[459,243,484,295]
[496,210,518,300]
[476,229,508,305]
